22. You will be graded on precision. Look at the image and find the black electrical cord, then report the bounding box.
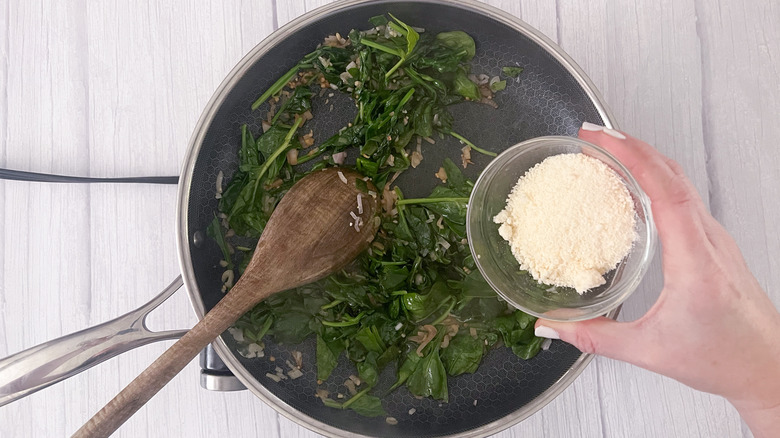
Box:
[0,168,178,184]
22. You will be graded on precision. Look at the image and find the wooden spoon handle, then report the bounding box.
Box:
[72,287,258,438]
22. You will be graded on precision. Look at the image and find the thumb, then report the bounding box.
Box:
[534,317,644,364]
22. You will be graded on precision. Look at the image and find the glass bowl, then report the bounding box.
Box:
[467,136,657,321]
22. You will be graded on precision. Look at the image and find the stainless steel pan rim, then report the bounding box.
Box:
[175,0,619,436]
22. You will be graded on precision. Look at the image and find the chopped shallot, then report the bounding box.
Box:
[410,325,438,357]
[461,145,473,168]
[292,350,303,369]
[286,148,299,165]
[344,379,357,395]
[332,151,347,165]
[435,167,448,183]
[410,142,423,168]
[266,373,282,383]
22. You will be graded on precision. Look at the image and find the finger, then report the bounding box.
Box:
[577,124,710,256]
[534,317,647,364]
[578,126,707,217]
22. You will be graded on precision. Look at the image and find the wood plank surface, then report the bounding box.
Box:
[1,1,777,437]
[554,1,745,437]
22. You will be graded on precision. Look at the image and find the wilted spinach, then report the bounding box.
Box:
[212,14,539,419]
[441,333,484,376]
[502,66,524,77]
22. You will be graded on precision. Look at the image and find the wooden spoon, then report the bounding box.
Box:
[74,168,379,438]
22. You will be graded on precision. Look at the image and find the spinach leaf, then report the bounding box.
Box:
[357,351,380,387]
[325,276,375,308]
[356,156,380,177]
[442,158,468,193]
[450,270,495,298]
[441,333,484,375]
[389,298,401,319]
[368,15,388,27]
[390,351,421,391]
[206,216,233,269]
[310,46,353,84]
[270,311,313,344]
[455,297,507,323]
[224,181,270,237]
[319,124,366,153]
[346,337,368,363]
[512,336,544,360]
[401,293,430,322]
[234,310,272,342]
[355,326,387,354]
[449,271,508,322]
[390,14,420,57]
[377,344,400,368]
[490,311,544,360]
[256,125,299,181]
[490,79,507,92]
[303,294,330,314]
[515,310,536,330]
[380,265,409,292]
[406,348,448,401]
[370,14,419,79]
[240,124,259,167]
[404,207,435,252]
[401,280,451,322]
[502,66,524,77]
[218,169,248,214]
[251,64,300,110]
[346,393,387,417]
[361,312,402,347]
[320,387,388,417]
[320,397,344,410]
[425,186,468,238]
[316,334,343,381]
[435,31,476,61]
[272,86,312,124]
[452,71,480,100]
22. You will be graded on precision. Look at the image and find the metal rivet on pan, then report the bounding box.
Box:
[192,230,205,248]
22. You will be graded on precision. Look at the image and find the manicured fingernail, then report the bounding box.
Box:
[535,326,560,339]
[603,128,627,140]
[581,121,604,132]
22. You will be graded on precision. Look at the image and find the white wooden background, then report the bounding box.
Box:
[1,0,778,437]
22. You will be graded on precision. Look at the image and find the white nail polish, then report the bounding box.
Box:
[581,121,604,132]
[603,128,627,140]
[535,326,560,339]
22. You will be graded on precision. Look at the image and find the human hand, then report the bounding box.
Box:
[532,123,780,437]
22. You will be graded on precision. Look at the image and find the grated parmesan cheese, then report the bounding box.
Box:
[493,153,636,294]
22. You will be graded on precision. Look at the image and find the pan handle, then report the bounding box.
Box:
[0,277,187,407]
[0,167,179,184]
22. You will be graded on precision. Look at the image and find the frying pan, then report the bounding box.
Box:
[0,0,618,436]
